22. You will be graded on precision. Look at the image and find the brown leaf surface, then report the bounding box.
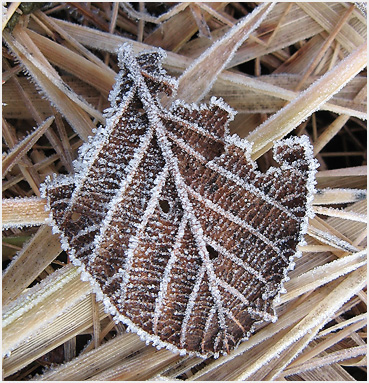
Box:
[2,2,366,381]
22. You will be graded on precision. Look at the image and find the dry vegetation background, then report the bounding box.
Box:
[2,2,367,381]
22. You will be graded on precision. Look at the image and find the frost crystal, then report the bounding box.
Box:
[41,44,317,358]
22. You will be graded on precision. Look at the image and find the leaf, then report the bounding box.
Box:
[42,44,318,357]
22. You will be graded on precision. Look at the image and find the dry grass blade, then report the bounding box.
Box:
[26,29,115,96]
[32,333,148,381]
[298,2,365,52]
[279,250,367,304]
[317,165,367,177]
[2,117,54,176]
[313,84,367,155]
[2,2,21,31]
[307,225,360,253]
[284,321,367,372]
[313,188,367,205]
[143,3,227,51]
[257,327,330,381]
[213,74,366,119]
[235,266,366,380]
[121,2,189,24]
[2,197,49,228]
[294,4,356,92]
[216,72,367,120]
[247,43,367,159]
[188,281,351,380]
[283,345,367,377]
[2,265,89,355]
[88,347,180,381]
[2,2,366,381]
[48,16,367,120]
[48,18,157,57]
[175,2,274,103]
[2,118,43,196]
[31,9,108,70]
[313,206,367,223]
[3,26,95,141]
[3,293,107,378]
[318,313,367,342]
[2,225,62,306]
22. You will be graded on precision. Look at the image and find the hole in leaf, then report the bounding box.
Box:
[71,211,82,222]
[206,244,219,260]
[159,200,170,213]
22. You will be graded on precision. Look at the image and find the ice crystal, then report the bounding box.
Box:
[42,44,318,357]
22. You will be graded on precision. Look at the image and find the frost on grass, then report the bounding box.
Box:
[41,44,318,358]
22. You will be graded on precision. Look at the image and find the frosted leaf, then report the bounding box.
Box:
[41,44,317,358]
